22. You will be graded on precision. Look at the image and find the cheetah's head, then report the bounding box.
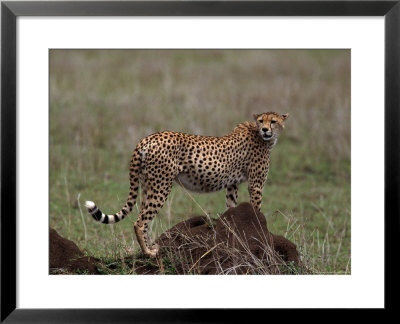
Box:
[253,112,289,142]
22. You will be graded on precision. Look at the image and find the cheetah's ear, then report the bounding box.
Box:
[281,113,289,120]
[253,113,260,120]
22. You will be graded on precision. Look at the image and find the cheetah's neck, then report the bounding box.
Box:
[233,121,257,133]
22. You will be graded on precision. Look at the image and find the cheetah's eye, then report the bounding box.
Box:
[271,120,277,124]
[258,119,263,123]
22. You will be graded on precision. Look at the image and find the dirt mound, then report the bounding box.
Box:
[50,203,300,275]
[49,228,99,274]
[136,202,300,274]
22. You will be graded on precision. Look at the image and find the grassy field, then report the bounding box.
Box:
[50,49,351,274]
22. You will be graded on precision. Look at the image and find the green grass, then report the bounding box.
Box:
[49,49,351,274]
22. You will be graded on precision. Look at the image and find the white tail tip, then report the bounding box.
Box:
[85,201,96,209]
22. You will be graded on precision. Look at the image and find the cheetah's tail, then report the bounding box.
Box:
[85,148,141,224]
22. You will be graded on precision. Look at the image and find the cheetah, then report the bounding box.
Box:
[85,112,289,257]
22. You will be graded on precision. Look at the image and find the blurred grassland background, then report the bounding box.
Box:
[50,49,350,274]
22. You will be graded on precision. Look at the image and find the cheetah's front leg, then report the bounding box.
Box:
[226,184,238,209]
[248,184,264,211]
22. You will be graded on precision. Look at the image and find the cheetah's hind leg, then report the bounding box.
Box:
[134,217,159,258]
[134,181,173,258]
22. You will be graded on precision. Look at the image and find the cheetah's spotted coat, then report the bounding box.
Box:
[86,112,289,257]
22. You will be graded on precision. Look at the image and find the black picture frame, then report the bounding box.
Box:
[1,0,399,322]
